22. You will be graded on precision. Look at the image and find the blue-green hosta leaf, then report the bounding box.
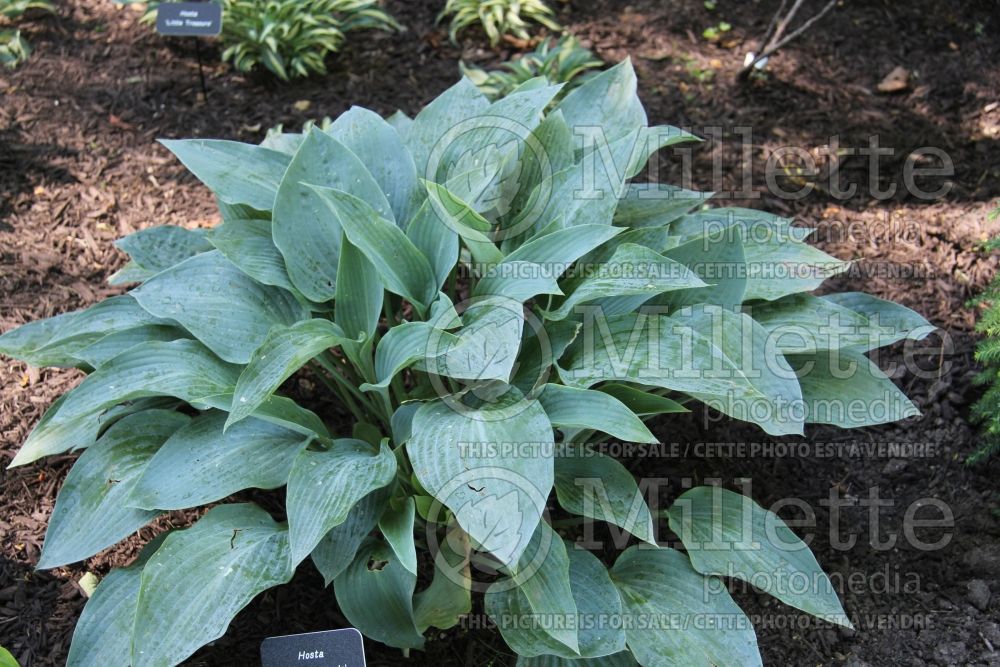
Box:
[504,225,623,277]
[309,186,437,313]
[334,538,425,650]
[618,126,702,180]
[488,543,625,659]
[423,180,505,264]
[659,230,747,310]
[544,244,705,320]
[538,384,655,443]
[361,321,459,392]
[406,199,460,292]
[558,313,766,419]
[9,396,179,468]
[668,486,852,627]
[205,216,298,293]
[413,527,472,632]
[37,410,189,569]
[553,443,656,545]
[70,325,189,368]
[0,295,171,368]
[109,225,213,285]
[788,348,920,427]
[577,227,675,267]
[822,292,933,351]
[385,110,412,139]
[286,439,397,566]
[407,390,554,568]
[404,77,489,176]
[66,536,166,667]
[485,521,580,655]
[159,139,290,211]
[473,260,563,302]
[132,250,308,364]
[227,319,351,428]
[259,130,303,155]
[749,293,876,354]
[379,497,417,575]
[54,339,241,424]
[201,393,330,442]
[272,128,393,302]
[671,305,805,436]
[390,402,422,446]
[516,653,638,667]
[432,296,525,382]
[131,504,293,667]
[554,60,647,144]
[131,410,310,511]
[612,183,708,229]
[505,109,576,219]
[327,106,421,224]
[610,546,762,667]
[311,487,390,585]
[595,383,688,417]
[335,236,383,346]
[742,232,848,301]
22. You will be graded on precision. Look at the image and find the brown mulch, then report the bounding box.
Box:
[2,0,1000,665]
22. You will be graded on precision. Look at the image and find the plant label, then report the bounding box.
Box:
[261,628,366,667]
[155,2,222,37]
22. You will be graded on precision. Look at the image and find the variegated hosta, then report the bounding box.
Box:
[0,61,931,666]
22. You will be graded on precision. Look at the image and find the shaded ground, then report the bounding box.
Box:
[1,0,999,665]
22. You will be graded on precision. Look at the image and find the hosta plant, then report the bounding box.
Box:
[1,60,933,666]
[145,0,401,80]
[461,34,603,101]
[0,0,52,68]
[440,0,560,47]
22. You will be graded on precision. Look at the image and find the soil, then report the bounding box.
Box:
[2,0,1000,665]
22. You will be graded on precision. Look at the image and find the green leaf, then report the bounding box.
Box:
[335,237,383,344]
[205,214,298,293]
[539,384,655,443]
[407,390,554,568]
[406,199,460,292]
[0,647,19,667]
[131,410,310,511]
[431,296,525,382]
[308,186,437,312]
[131,504,293,666]
[159,139,290,211]
[361,322,458,392]
[70,325,188,368]
[66,535,166,667]
[423,180,505,264]
[286,439,397,566]
[749,293,875,354]
[413,527,472,632]
[109,225,213,285]
[334,538,426,650]
[610,546,762,667]
[227,319,350,427]
[505,224,623,275]
[474,260,564,302]
[554,60,647,143]
[53,340,241,425]
[404,77,489,175]
[379,497,418,575]
[612,183,707,229]
[788,348,920,427]
[311,487,390,585]
[543,243,705,320]
[327,106,421,223]
[822,292,933,351]
[659,229,747,310]
[668,486,852,627]
[487,520,580,655]
[272,128,393,302]
[489,544,626,659]
[595,383,688,417]
[553,443,656,545]
[37,410,188,569]
[132,250,308,364]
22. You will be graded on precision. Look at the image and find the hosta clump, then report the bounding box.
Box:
[145,0,401,80]
[0,0,53,68]
[461,34,603,101]
[440,0,560,47]
[1,60,933,666]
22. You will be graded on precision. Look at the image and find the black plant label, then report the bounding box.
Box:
[261,628,366,667]
[155,2,222,37]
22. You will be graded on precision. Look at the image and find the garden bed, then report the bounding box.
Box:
[1,0,999,664]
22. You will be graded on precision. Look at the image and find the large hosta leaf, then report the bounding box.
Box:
[131,410,311,510]
[749,293,874,354]
[407,390,554,568]
[538,384,655,443]
[361,321,458,392]
[205,213,298,293]
[432,296,525,382]
[110,225,213,285]
[413,527,472,632]
[132,250,308,364]
[160,139,289,211]
[668,486,851,627]
[379,497,418,575]
[334,538,426,650]
[553,443,656,545]
[823,292,933,350]
[37,410,189,568]
[286,439,397,566]
[554,60,646,143]
[404,77,489,175]
[610,547,762,667]
[311,487,390,585]
[131,504,293,666]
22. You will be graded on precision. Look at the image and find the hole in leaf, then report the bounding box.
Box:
[367,557,389,572]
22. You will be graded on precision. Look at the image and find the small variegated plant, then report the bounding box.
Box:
[440,0,560,47]
[1,60,932,666]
